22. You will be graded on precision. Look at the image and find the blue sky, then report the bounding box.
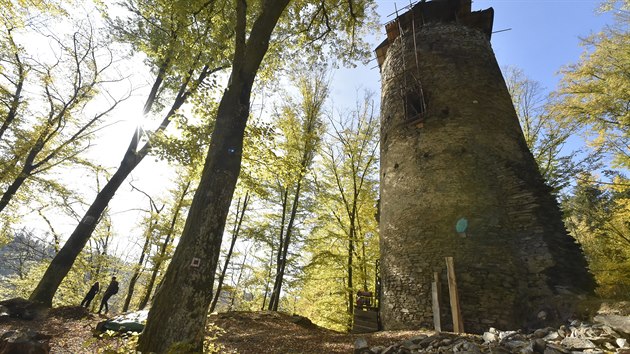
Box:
[333,0,614,101]
[487,0,613,88]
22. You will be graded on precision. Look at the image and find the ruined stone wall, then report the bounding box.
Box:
[379,23,594,333]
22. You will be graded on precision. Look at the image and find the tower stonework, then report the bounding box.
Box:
[377,0,594,332]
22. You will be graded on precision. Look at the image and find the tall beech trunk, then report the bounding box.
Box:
[137,181,191,310]
[266,190,288,309]
[347,194,358,325]
[361,224,368,290]
[29,145,145,305]
[228,251,248,311]
[123,235,151,312]
[266,73,329,311]
[123,188,164,312]
[327,112,379,327]
[268,179,303,311]
[137,77,249,353]
[267,90,325,309]
[123,216,160,312]
[347,222,354,329]
[261,244,275,310]
[137,1,290,351]
[209,192,249,313]
[276,192,289,274]
[29,63,214,306]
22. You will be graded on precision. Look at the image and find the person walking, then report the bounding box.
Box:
[80,281,100,308]
[98,276,119,314]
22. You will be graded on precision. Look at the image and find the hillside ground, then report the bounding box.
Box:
[0,307,433,353]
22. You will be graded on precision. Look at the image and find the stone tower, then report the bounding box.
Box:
[376,0,594,332]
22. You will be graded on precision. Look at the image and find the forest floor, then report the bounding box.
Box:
[0,306,433,353]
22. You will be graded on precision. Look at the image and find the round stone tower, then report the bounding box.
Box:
[377,0,594,332]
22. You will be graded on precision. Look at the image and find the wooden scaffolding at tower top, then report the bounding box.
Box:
[374,0,494,70]
[394,1,427,126]
[374,0,494,127]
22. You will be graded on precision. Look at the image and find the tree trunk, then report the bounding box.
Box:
[123,264,143,313]
[210,192,249,313]
[347,194,357,323]
[136,258,159,311]
[276,190,288,275]
[361,230,368,290]
[137,181,191,311]
[123,223,154,312]
[268,119,319,310]
[347,224,354,330]
[267,71,328,311]
[267,190,289,310]
[137,2,290,351]
[261,244,274,310]
[268,178,303,311]
[228,252,248,311]
[29,148,142,306]
[28,63,211,307]
[137,84,248,353]
[266,188,287,310]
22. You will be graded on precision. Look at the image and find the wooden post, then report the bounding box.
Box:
[431,272,441,332]
[446,256,464,333]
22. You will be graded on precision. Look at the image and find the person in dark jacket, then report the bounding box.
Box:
[80,281,100,308]
[98,276,119,314]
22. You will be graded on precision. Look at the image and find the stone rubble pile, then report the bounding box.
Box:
[355,315,630,354]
